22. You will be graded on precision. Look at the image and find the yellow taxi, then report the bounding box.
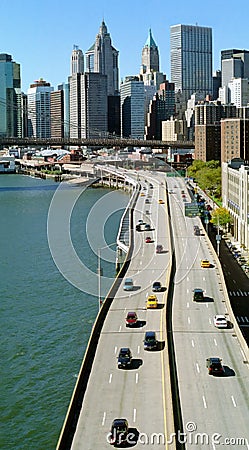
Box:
[146,294,158,309]
[140,192,145,197]
[158,199,164,204]
[201,259,211,268]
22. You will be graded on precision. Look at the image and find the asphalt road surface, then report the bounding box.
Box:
[168,177,249,450]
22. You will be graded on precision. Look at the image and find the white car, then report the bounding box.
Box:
[213,315,228,328]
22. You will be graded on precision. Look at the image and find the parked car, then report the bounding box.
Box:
[145,198,150,204]
[143,331,158,350]
[123,278,134,291]
[201,259,211,268]
[158,199,164,204]
[206,357,224,375]
[145,236,152,243]
[109,418,129,445]
[156,244,163,254]
[144,224,150,231]
[152,281,162,292]
[117,348,132,369]
[193,288,204,302]
[213,315,228,328]
[126,312,138,327]
[146,294,158,309]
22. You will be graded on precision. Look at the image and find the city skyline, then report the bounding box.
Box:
[1,0,249,92]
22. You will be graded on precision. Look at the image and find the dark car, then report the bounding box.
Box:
[143,331,158,350]
[152,281,162,292]
[109,418,128,445]
[206,357,224,375]
[117,348,132,369]
[193,288,204,302]
[126,311,138,327]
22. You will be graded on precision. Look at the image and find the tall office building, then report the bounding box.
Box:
[58,82,70,138]
[120,76,145,139]
[0,53,22,137]
[170,24,213,103]
[71,45,84,75]
[85,20,119,96]
[141,29,159,75]
[27,78,53,138]
[81,72,108,138]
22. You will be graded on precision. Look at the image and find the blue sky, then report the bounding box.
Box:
[1,0,249,92]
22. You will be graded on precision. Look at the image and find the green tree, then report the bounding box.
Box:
[210,207,231,229]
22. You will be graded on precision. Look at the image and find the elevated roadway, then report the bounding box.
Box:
[167,178,249,449]
[70,171,175,449]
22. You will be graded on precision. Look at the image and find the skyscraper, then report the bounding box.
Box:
[27,78,53,138]
[141,29,159,75]
[170,24,213,103]
[120,76,145,139]
[0,53,22,137]
[85,20,119,96]
[71,45,84,75]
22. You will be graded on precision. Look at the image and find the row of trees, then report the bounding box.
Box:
[187,160,231,230]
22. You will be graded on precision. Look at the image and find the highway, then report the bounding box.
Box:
[168,177,249,449]
[71,172,174,449]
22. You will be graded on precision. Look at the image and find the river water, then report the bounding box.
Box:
[0,174,128,449]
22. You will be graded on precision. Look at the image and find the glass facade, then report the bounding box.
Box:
[0,54,21,137]
[170,25,213,102]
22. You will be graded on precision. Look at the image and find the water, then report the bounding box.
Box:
[0,175,128,450]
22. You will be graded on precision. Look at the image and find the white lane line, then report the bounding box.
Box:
[187,276,189,282]
[137,345,140,354]
[214,338,217,346]
[140,261,142,265]
[119,325,122,332]
[240,348,246,360]
[191,339,195,348]
[114,346,117,354]
[202,395,207,408]
[211,442,216,450]
[133,408,136,422]
[135,373,139,384]
[206,303,209,308]
[187,302,189,308]
[109,373,113,384]
[202,276,206,281]
[196,363,200,373]
[231,396,237,407]
[102,411,106,426]
[187,288,189,294]
[152,270,154,274]
[188,317,191,324]
[209,318,212,325]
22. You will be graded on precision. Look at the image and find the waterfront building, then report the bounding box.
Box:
[222,159,249,249]
[27,78,53,138]
[221,117,249,163]
[50,90,64,139]
[0,53,22,137]
[170,24,213,104]
[120,76,145,139]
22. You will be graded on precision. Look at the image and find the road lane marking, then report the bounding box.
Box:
[114,346,117,354]
[188,317,191,324]
[135,373,139,384]
[102,411,106,426]
[191,339,195,348]
[133,408,136,422]
[202,276,206,281]
[196,363,200,373]
[187,302,189,308]
[187,276,189,281]
[202,395,207,408]
[187,288,189,294]
[240,349,246,360]
[214,338,217,346]
[206,303,209,308]
[231,395,237,407]
[109,373,113,384]
[118,325,122,332]
[209,318,212,325]
[137,345,140,354]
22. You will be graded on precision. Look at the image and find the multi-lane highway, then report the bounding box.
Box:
[70,172,175,449]
[168,177,249,449]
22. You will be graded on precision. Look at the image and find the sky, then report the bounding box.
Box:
[1,0,249,93]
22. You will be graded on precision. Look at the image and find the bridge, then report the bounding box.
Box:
[56,168,249,449]
[0,136,194,150]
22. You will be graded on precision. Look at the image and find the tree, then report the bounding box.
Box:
[210,207,231,229]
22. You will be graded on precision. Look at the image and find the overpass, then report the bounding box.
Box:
[0,136,194,150]
[56,168,249,449]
